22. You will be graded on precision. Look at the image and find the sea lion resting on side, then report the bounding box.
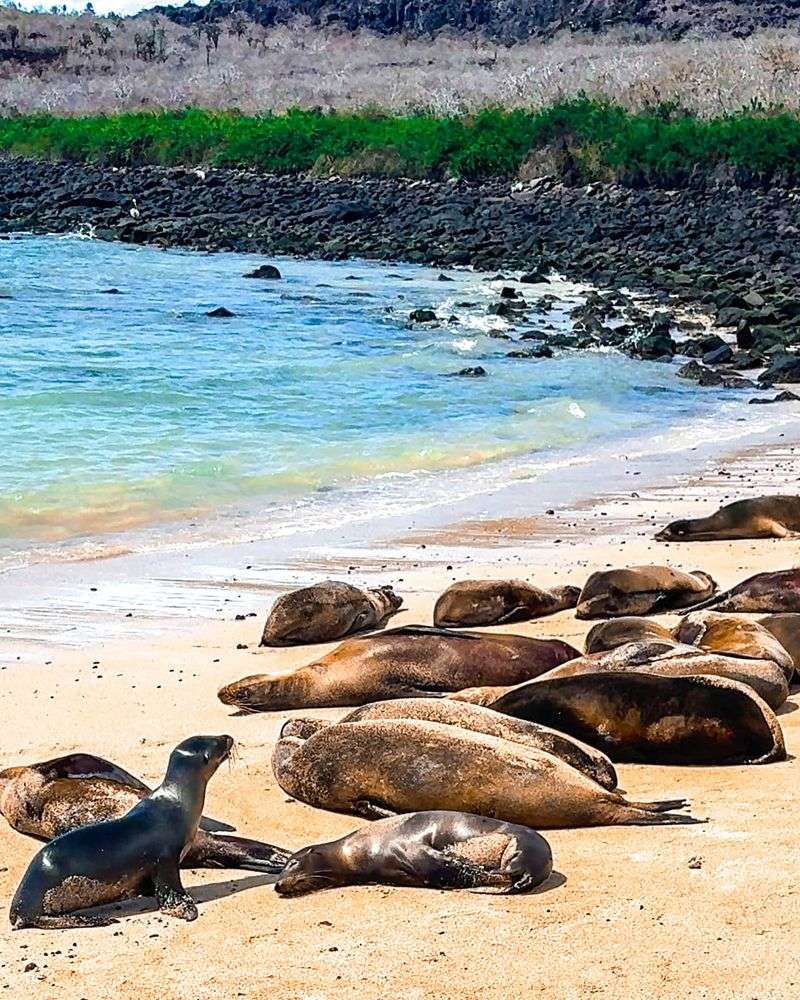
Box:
[0,753,289,873]
[282,696,618,791]
[433,579,580,628]
[261,581,402,646]
[275,812,554,896]
[576,565,716,619]
[675,611,794,680]
[219,626,579,712]
[656,496,800,542]
[10,736,235,930]
[272,718,698,828]
[685,568,800,614]
[584,617,674,654]
[489,673,785,765]
[535,640,789,710]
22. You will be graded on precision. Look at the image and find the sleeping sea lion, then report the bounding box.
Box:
[489,673,785,765]
[0,753,288,873]
[759,614,800,677]
[219,625,579,712]
[576,565,716,619]
[656,496,800,542]
[10,736,235,930]
[275,811,554,896]
[536,640,789,710]
[272,719,698,828]
[584,617,674,654]
[261,581,402,646]
[675,611,794,680]
[282,697,618,790]
[685,568,800,614]
[433,579,580,627]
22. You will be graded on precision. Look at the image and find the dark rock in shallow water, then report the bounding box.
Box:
[625,329,676,361]
[444,366,487,378]
[676,360,706,381]
[244,264,281,280]
[101,287,122,295]
[437,273,454,282]
[488,300,525,317]
[703,344,734,366]
[519,268,549,284]
[207,306,235,318]
[500,286,519,299]
[758,353,800,385]
[680,333,727,358]
[507,345,553,358]
[409,308,437,323]
[750,390,800,404]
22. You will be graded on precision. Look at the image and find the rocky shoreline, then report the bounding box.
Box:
[3,156,800,389]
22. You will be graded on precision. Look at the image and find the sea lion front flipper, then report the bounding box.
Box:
[352,799,397,820]
[185,832,291,873]
[154,861,198,921]
[12,912,118,930]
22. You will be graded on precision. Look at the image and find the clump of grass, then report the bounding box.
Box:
[2,99,800,184]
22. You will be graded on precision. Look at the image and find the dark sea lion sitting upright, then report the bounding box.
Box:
[10,735,236,930]
[434,579,580,627]
[0,753,289,873]
[575,565,716,619]
[489,673,786,765]
[219,625,579,712]
[656,496,800,541]
[261,580,402,646]
[684,568,800,614]
[275,812,554,896]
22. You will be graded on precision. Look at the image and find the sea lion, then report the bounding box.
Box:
[685,568,800,614]
[433,579,579,627]
[261,581,402,646]
[282,697,618,790]
[10,736,237,930]
[272,719,698,828]
[275,811,554,896]
[584,617,674,654]
[656,496,800,541]
[536,640,790,710]
[219,625,579,712]
[576,565,716,619]
[675,611,794,680]
[0,753,288,873]
[759,614,800,677]
[489,673,785,765]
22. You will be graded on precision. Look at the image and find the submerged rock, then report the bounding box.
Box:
[409,308,437,323]
[444,366,487,378]
[750,390,800,404]
[244,264,281,279]
[206,306,236,318]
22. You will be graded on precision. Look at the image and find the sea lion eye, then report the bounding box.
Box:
[203,750,211,763]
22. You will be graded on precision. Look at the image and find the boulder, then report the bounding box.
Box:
[244,264,281,279]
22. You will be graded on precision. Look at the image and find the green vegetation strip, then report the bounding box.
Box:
[1,99,799,180]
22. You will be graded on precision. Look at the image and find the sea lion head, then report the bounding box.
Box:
[167,735,234,780]
[218,669,310,712]
[655,519,694,542]
[275,844,343,897]
[552,585,581,608]
[371,585,403,616]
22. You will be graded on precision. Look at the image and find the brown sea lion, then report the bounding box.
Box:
[759,614,800,677]
[675,611,794,680]
[275,811,554,896]
[536,640,789,710]
[576,565,716,619]
[261,580,402,646]
[584,617,675,654]
[656,496,800,542]
[489,673,785,765]
[219,625,579,712]
[0,753,289,873]
[283,697,618,790]
[685,568,800,614]
[433,579,579,628]
[272,719,698,828]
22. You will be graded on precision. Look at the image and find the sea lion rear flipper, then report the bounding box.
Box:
[367,625,481,641]
[40,754,151,794]
[626,798,689,813]
[353,798,397,820]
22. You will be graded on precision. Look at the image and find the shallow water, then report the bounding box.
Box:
[0,233,782,570]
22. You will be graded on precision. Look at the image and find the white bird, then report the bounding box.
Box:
[129,199,140,220]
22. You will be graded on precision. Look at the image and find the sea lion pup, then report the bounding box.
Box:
[283,697,618,791]
[584,617,674,654]
[272,719,697,828]
[275,812,554,896]
[759,614,800,677]
[536,640,790,711]
[433,579,580,628]
[575,565,716,619]
[10,735,237,930]
[685,568,800,614]
[675,611,795,680]
[219,625,579,712]
[656,496,800,542]
[261,580,402,646]
[0,753,289,874]
[489,673,786,765]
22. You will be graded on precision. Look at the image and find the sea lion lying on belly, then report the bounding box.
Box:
[675,611,794,680]
[575,565,716,619]
[433,579,580,627]
[275,811,554,896]
[584,617,675,654]
[272,718,698,828]
[218,625,579,712]
[261,580,402,646]
[685,568,800,614]
[656,496,800,542]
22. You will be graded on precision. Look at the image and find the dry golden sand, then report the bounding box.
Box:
[1,439,799,999]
